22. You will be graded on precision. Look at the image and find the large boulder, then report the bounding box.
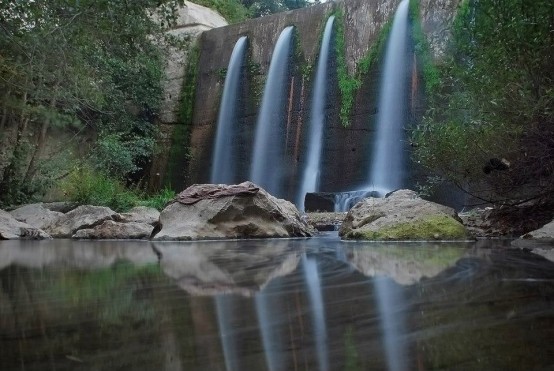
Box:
[45,205,118,238]
[0,210,50,239]
[9,203,64,230]
[339,189,469,241]
[73,220,154,240]
[512,220,554,248]
[153,182,314,240]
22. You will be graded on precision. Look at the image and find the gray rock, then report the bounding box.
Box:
[10,203,64,230]
[153,182,314,240]
[0,209,51,240]
[118,206,160,226]
[45,205,117,238]
[339,189,469,241]
[512,220,554,248]
[73,220,154,240]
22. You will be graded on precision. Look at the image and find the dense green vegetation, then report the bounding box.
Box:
[0,0,187,208]
[412,0,554,206]
[193,0,318,23]
[0,0,319,209]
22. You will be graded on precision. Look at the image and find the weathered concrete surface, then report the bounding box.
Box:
[161,0,461,199]
[186,0,400,196]
[419,0,463,60]
[159,1,228,124]
[149,1,228,191]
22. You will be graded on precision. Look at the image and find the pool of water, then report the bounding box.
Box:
[1,234,553,370]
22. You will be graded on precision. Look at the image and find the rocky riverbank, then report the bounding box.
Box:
[2,185,554,246]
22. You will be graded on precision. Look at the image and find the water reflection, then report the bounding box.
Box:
[1,238,554,370]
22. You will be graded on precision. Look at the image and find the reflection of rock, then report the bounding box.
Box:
[154,182,314,240]
[154,240,301,296]
[0,240,158,271]
[0,210,50,240]
[339,189,469,241]
[346,244,467,285]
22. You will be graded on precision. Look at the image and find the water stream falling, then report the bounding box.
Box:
[367,0,410,193]
[297,16,335,211]
[334,0,410,211]
[250,26,294,198]
[211,36,248,184]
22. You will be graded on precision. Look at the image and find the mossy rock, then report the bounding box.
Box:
[343,215,469,241]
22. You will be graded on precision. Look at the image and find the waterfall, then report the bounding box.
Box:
[250,26,294,198]
[211,36,248,184]
[297,16,335,211]
[303,255,328,371]
[367,0,410,194]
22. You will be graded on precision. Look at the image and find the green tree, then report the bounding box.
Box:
[413,0,554,205]
[0,0,184,207]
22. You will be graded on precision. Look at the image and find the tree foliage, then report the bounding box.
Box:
[0,0,184,207]
[412,0,554,205]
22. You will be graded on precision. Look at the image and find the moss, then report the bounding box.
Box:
[165,42,199,189]
[409,0,441,95]
[347,215,468,240]
[334,7,392,127]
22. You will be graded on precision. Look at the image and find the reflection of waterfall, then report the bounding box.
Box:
[297,16,335,211]
[250,26,294,198]
[374,277,408,371]
[211,36,248,184]
[367,0,410,194]
[255,284,284,371]
[215,294,239,371]
[303,255,328,371]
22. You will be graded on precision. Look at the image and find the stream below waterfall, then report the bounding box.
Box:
[1,235,553,370]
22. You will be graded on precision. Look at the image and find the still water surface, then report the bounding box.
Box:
[1,234,553,370]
